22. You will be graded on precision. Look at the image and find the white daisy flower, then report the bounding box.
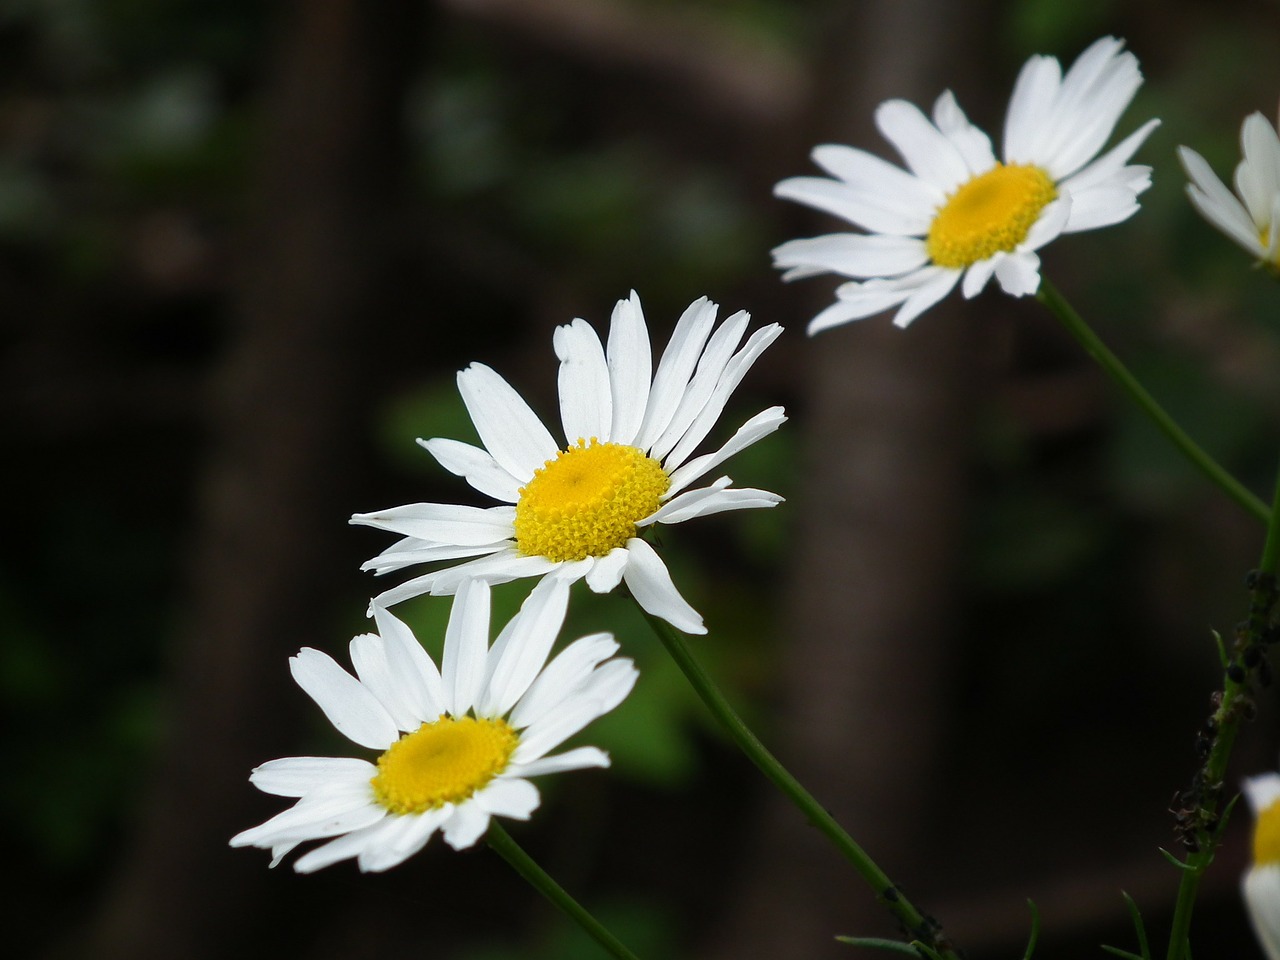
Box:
[1179,108,1280,272]
[350,291,786,635]
[772,36,1160,333]
[230,577,637,873]
[1244,771,1280,960]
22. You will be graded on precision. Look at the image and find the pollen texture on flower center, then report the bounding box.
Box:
[371,715,518,814]
[514,438,670,562]
[1255,799,1280,866]
[926,164,1057,269]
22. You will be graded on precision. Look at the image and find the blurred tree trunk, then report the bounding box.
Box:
[63,2,419,957]
[706,1,989,957]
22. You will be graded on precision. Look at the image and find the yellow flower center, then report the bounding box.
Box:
[371,715,518,814]
[1255,798,1280,866]
[926,164,1057,269]
[514,438,670,562]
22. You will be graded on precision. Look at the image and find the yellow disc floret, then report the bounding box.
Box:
[514,438,670,562]
[372,715,518,814]
[1255,798,1280,866]
[926,164,1057,269]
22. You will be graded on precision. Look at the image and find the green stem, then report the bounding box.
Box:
[1036,277,1269,524]
[1163,460,1280,960]
[641,608,961,960]
[486,820,640,960]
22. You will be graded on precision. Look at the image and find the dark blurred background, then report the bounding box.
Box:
[5,1,1280,958]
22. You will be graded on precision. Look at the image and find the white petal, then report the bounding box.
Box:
[773,174,932,236]
[1004,53,1063,162]
[1245,773,1280,814]
[809,143,943,223]
[660,322,783,471]
[291,816,398,874]
[418,437,523,504]
[771,233,929,280]
[231,787,383,850]
[1244,866,1280,960]
[479,577,569,718]
[960,257,998,299]
[1060,183,1141,232]
[509,745,610,777]
[572,658,640,716]
[890,268,962,328]
[607,290,652,445]
[621,537,705,634]
[876,98,970,192]
[1021,195,1072,250]
[290,648,399,751]
[646,482,783,524]
[368,550,560,608]
[648,309,749,464]
[360,539,504,576]
[806,285,912,335]
[441,578,492,717]
[1237,113,1280,226]
[441,800,491,850]
[356,811,445,872]
[1180,146,1265,254]
[457,363,558,482]
[372,604,446,722]
[1059,118,1159,195]
[349,502,515,547]
[584,546,630,593]
[349,632,418,731]
[634,297,718,453]
[992,250,1042,297]
[248,757,376,798]
[555,317,612,444]
[666,406,787,496]
[932,90,997,172]
[476,777,540,820]
[509,631,621,729]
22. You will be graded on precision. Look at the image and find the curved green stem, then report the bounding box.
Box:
[486,820,640,960]
[1036,277,1269,524]
[1163,460,1280,960]
[640,608,961,960]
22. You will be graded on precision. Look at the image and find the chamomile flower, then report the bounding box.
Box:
[1178,109,1280,272]
[351,291,785,635]
[1243,770,1280,960]
[773,36,1159,333]
[230,577,637,873]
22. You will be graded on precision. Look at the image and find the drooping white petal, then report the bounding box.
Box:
[621,537,705,634]
[360,538,506,576]
[355,811,446,873]
[292,817,395,874]
[418,437,524,504]
[992,250,1043,297]
[456,363,558,482]
[890,268,962,329]
[230,784,382,849]
[289,648,399,751]
[584,546,630,593]
[440,578,492,717]
[441,800,491,850]
[476,777,540,820]
[554,317,612,444]
[369,550,561,608]
[607,290,652,445]
[960,257,998,299]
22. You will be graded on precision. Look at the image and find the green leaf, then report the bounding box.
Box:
[1158,847,1195,871]
[1120,890,1151,960]
[835,937,926,957]
[1021,899,1041,960]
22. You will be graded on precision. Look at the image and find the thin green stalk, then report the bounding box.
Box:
[640,608,961,960]
[486,820,640,960]
[1163,460,1280,960]
[1036,277,1268,524]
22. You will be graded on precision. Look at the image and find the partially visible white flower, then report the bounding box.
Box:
[1242,770,1280,960]
[230,578,636,873]
[351,291,786,635]
[772,36,1159,333]
[1179,109,1280,271]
